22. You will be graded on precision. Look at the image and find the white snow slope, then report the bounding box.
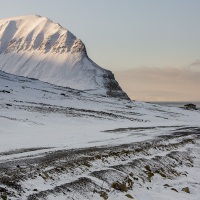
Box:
[0,15,128,99]
[1,70,200,153]
[0,71,200,200]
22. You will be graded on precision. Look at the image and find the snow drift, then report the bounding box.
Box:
[0,15,129,99]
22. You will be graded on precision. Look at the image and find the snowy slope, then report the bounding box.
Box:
[0,71,200,200]
[0,15,129,99]
[0,69,199,152]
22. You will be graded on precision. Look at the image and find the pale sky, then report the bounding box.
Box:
[0,0,200,101]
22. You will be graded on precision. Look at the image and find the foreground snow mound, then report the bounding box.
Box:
[0,15,129,99]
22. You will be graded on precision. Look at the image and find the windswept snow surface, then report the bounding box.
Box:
[0,15,128,99]
[0,70,199,153]
[0,70,200,200]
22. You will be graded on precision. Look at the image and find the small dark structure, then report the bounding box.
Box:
[184,103,197,110]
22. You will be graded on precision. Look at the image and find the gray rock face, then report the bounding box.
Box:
[103,71,130,100]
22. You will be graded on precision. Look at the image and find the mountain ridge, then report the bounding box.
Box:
[0,15,129,99]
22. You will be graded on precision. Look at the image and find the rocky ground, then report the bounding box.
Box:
[0,126,199,200]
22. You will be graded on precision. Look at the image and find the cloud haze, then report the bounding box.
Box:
[115,65,200,102]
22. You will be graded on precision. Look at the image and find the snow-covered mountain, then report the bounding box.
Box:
[0,15,129,99]
[1,15,200,200]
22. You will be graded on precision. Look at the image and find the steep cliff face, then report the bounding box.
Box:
[0,15,129,99]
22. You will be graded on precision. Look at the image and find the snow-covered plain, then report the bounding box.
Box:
[0,70,200,200]
[0,70,199,153]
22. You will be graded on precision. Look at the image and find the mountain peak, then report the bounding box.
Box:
[0,15,129,99]
[0,14,77,54]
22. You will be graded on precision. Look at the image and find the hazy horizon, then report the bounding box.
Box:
[115,63,200,102]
